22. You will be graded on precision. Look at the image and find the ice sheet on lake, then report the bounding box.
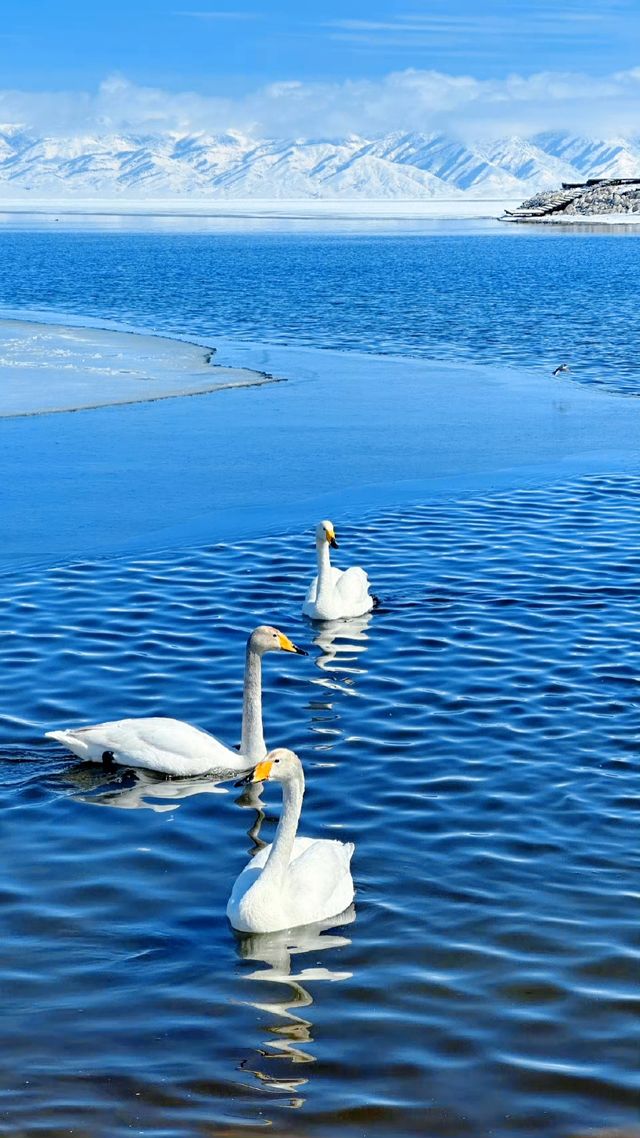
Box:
[0,198,517,221]
[0,319,271,416]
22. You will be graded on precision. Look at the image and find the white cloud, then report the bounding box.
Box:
[0,67,639,141]
[323,5,614,46]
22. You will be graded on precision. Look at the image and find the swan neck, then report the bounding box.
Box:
[316,540,333,604]
[262,770,304,881]
[240,642,266,761]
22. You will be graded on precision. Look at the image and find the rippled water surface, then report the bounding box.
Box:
[1,480,638,1137]
[0,227,639,390]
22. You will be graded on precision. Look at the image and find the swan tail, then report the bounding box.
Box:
[45,730,92,760]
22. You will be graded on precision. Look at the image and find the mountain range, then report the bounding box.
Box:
[0,126,639,200]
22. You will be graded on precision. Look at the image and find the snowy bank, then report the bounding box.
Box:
[502,178,640,223]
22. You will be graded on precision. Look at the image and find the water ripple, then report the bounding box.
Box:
[0,473,638,1136]
[1,231,640,392]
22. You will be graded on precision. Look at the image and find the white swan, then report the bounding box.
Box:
[302,520,374,621]
[45,626,306,777]
[227,748,355,933]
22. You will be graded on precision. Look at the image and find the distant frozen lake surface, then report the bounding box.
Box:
[0,219,639,1138]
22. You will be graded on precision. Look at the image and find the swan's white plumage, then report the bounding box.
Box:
[45,626,306,777]
[227,749,355,934]
[229,836,355,930]
[304,565,342,605]
[46,718,239,777]
[302,521,373,621]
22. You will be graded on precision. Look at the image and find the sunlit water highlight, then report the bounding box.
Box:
[1,484,638,1137]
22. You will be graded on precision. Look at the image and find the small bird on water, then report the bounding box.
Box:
[552,363,570,376]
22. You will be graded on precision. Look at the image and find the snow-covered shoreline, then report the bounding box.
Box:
[504,211,640,225]
[503,178,640,224]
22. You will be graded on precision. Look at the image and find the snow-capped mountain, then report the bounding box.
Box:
[0,126,638,200]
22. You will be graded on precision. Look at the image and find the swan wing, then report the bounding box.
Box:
[334,566,373,614]
[227,836,355,930]
[226,843,279,923]
[243,835,319,871]
[304,576,318,605]
[286,837,355,922]
[46,717,248,777]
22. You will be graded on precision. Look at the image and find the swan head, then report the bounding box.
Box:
[316,519,338,549]
[251,747,301,784]
[249,625,307,656]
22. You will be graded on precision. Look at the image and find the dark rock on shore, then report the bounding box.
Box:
[502,177,640,222]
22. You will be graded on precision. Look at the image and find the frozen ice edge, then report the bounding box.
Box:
[0,315,277,418]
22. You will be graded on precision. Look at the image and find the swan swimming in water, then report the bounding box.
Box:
[45,626,306,777]
[302,520,374,621]
[227,748,355,933]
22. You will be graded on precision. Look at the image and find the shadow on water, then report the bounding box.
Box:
[232,907,357,1103]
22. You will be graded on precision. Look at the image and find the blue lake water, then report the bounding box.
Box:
[0,223,639,391]
[0,221,639,1137]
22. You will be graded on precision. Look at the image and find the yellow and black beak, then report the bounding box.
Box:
[277,632,308,656]
[252,758,273,783]
[235,757,273,787]
[326,529,338,548]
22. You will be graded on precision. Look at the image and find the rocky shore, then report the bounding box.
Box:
[501,177,640,222]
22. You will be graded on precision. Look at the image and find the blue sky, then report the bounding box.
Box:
[0,1,638,137]
[1,0,637,90]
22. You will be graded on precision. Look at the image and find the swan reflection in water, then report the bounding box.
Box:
[54,761,229,812]
[233,906,356,1102]
[308,612,373,752]
[312,611,373,686]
